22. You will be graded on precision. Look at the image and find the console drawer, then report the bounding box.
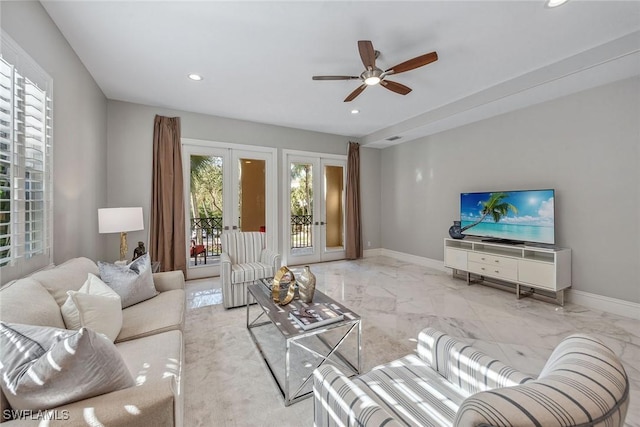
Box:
[445,248,468,270]
[519,260,555,289]
[468,252,518,270]
[468,261,518,281]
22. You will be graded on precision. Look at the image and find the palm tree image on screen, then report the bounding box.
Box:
[461,192,518,232]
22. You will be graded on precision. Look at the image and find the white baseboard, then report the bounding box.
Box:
[378,248,449,273]
[363,248,383,258]
[365,247,640,320]
[567,289,640,320]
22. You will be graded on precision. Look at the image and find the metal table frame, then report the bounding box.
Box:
[246,282,361,406]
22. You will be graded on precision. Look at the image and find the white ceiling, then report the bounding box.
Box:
[41,1,640,148]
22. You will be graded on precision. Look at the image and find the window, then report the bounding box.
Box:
[0,34,52,279]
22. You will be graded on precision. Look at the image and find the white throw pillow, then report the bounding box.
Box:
[61,273,123,342]
[0,322,135,412]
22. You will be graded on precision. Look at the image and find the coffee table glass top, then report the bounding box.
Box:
[249,279,360,336]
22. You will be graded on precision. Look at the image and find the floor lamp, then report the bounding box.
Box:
[98,207,144,262]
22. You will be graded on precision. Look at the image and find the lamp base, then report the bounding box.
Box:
[119,232,128,262]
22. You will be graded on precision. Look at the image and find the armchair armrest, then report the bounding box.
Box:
[455,333,630,427]
[220,252,231,286]
[152,270,185,292]
[454,377,630,427]
[219,252,231,266]
[260,249,281,271]
[417,328,533,395]
[313,365,403,427]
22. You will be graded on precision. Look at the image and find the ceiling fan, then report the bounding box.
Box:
[312,40,438,102]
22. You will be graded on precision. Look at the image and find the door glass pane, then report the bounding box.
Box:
[290,162,313,254]
[189,155,223,267]
[324,165,344,250]
[238,158,265,232]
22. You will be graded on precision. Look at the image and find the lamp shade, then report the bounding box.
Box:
[98,207,144,234]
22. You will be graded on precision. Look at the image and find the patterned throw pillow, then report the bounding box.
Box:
[0,322,135,411]
[61,273,123,342]
[98,254,158,308]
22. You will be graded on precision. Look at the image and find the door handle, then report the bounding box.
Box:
[320,222,326,225]
[224,226,230,230]
[232,225,238,230]
[314,222,319,225]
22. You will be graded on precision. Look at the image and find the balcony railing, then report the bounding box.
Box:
[291,214,312,249]
[189,214,314,266]
[190,216,223,265]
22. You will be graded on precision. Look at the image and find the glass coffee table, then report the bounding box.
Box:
[246,280,361,406]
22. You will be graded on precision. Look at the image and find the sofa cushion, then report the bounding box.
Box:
[231,262,274,283]
[117,289,185,342]
[418,328,534,395]
[0,278,65,329]
[116,330,183,388]
[98,254,158,308]
[30,257,100,306]
[61,273,123,342]
[354,354,468,427]
[0,322,135,411]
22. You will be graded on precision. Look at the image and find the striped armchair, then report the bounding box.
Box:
[313,328,629,427]
[220,232,281,308]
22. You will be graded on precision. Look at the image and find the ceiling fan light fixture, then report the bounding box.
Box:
[362,69,382,86]
[364,76,381,86]
[546,0,569,8]
[351,109,360,114]
[188,73,203,81]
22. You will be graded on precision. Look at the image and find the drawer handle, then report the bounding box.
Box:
[481,267,486,271]
[494,270,500,273]
[481,257,486,261]
[494,260,500,263]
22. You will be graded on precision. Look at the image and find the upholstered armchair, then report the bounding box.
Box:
[314,328,629,427]
[220,231,281,308]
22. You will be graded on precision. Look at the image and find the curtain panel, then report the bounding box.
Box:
[345,142,362,259]
[150,115,187,275]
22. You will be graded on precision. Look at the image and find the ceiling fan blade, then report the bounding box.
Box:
[312,75,360,81]
[385,51,438,75]
[358,40,377,70]
[344,84,367,102]
[380,80,412,95]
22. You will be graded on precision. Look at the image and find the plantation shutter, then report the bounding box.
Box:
[0,37,53,278]
[0,58,12,265]
[20,69,52,260]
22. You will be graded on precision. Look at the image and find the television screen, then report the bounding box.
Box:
[460,189,555,244]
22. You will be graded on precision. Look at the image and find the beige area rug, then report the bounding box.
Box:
[182,300,413,426]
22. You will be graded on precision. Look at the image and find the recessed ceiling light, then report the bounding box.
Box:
[188,73,203,81]
[351,109,360,114]
[546,0,569,8]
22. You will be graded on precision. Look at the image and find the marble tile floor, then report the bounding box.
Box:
[184,256,639,426]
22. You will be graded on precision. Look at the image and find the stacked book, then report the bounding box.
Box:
[289,304,344,330]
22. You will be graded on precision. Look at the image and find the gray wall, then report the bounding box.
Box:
[106,100,381,257]
[381,76,640,303]
[1,1,108,275]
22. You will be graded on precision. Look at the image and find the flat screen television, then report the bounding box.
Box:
[460,189,555,245]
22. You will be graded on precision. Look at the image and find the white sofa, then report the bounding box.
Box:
[314,327,629,427]
[0,257,185,426]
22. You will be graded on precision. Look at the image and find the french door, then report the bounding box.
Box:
[183,140,276,279]
[284,151,346,265]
